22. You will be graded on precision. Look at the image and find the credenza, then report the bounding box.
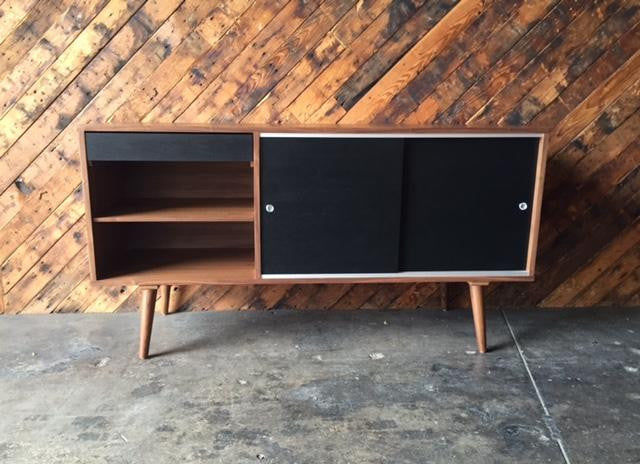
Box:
[80,125,547,359]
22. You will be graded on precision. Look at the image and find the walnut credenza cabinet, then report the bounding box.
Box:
[80,125,547,359]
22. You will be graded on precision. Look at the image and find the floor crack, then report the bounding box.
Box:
[501,309,572,464]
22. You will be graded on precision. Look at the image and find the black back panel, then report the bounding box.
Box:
[401,137,539,271]
[260,137,404,274]
[86,132,253,161]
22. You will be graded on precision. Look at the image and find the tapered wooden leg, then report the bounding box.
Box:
[468,282,488,353]
[159,285,170,315]
[168,285,182,314]
[139,286,158,360]
[439,283,448,311]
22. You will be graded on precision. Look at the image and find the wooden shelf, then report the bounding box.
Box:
[97,248,255,285]
[93,198,254,222]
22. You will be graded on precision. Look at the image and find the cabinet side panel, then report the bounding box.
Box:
[79,129,98,281]
[526,135,548,276]
[253,132,262,277]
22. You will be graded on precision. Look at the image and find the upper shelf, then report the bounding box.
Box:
[93,198,254,223]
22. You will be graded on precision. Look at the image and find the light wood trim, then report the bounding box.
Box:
[78,127,98,281]
[526,134,548,277]
[139,285,157,359]
[253,132,261,277]
[469,282,488,353]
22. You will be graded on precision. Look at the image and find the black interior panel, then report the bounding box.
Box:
[260,137,404,274]
[86,131,253,162]
[400,137,539,271]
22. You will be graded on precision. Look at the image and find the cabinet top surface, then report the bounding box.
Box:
[81,123,548,136]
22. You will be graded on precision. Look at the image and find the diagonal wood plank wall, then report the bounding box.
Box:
[0,0,638,314]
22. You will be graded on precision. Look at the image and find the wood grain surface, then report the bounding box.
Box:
[0,0,638,313]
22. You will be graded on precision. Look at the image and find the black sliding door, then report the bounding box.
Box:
[260,137,404,274]
[401,137,539,271]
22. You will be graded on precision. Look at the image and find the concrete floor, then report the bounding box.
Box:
[0,308,638,464]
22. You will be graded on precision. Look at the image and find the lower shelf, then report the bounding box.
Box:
[97,248,255,285]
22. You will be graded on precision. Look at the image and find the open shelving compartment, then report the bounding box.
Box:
[83,131,256,284]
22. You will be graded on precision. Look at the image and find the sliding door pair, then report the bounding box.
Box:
[260,136,539,275]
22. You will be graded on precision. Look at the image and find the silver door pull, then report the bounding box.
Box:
[518,202,528,211]
[265,204,275,213]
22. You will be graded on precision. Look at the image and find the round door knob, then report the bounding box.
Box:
[265,204,275,213]
[518,202,528,211]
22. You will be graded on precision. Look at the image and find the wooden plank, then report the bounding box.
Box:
[283,0,453,123]
[331,284,377,309]
[499,0,640,125]
[540,135,640,250]
[544,77,640,195]
[373,0,521,123]
[339,0,489,124]
[0,0,147,155]
[4,220,85,313]
[23,247,88,313]
[84,282,134,313]
[1,1,639,312]
[602,265,640,306]
[0,0,109,118]
[1,185,83,291]
[333,0,434,111]
[401,0,561,124]
[572,111,640,180]
[272,285,321,310]
[241,0,388,124]
[496,168,639,307]
[432,0,582,125]
[541,221,640,307]
[177,284,233,312]
[110,0,254,123]
[550,48,640,154]
[361,284,414,309]
[143,0,288,123]
[242,0,396,123]
[468,0,625,125]
[303,283,352,309]
[246,285,290,310]
[388,283,439,309]
[0,0,209,261]
[571,243,640,307]
[0,2,227,312]
[210,285,258,311]
[53,275,103,312]
[0,0,68,82]
[532,19,640,129]
[0,0,183,195]
[208,0,359,124]
[177,0,323,123]
[0,0,40,45]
